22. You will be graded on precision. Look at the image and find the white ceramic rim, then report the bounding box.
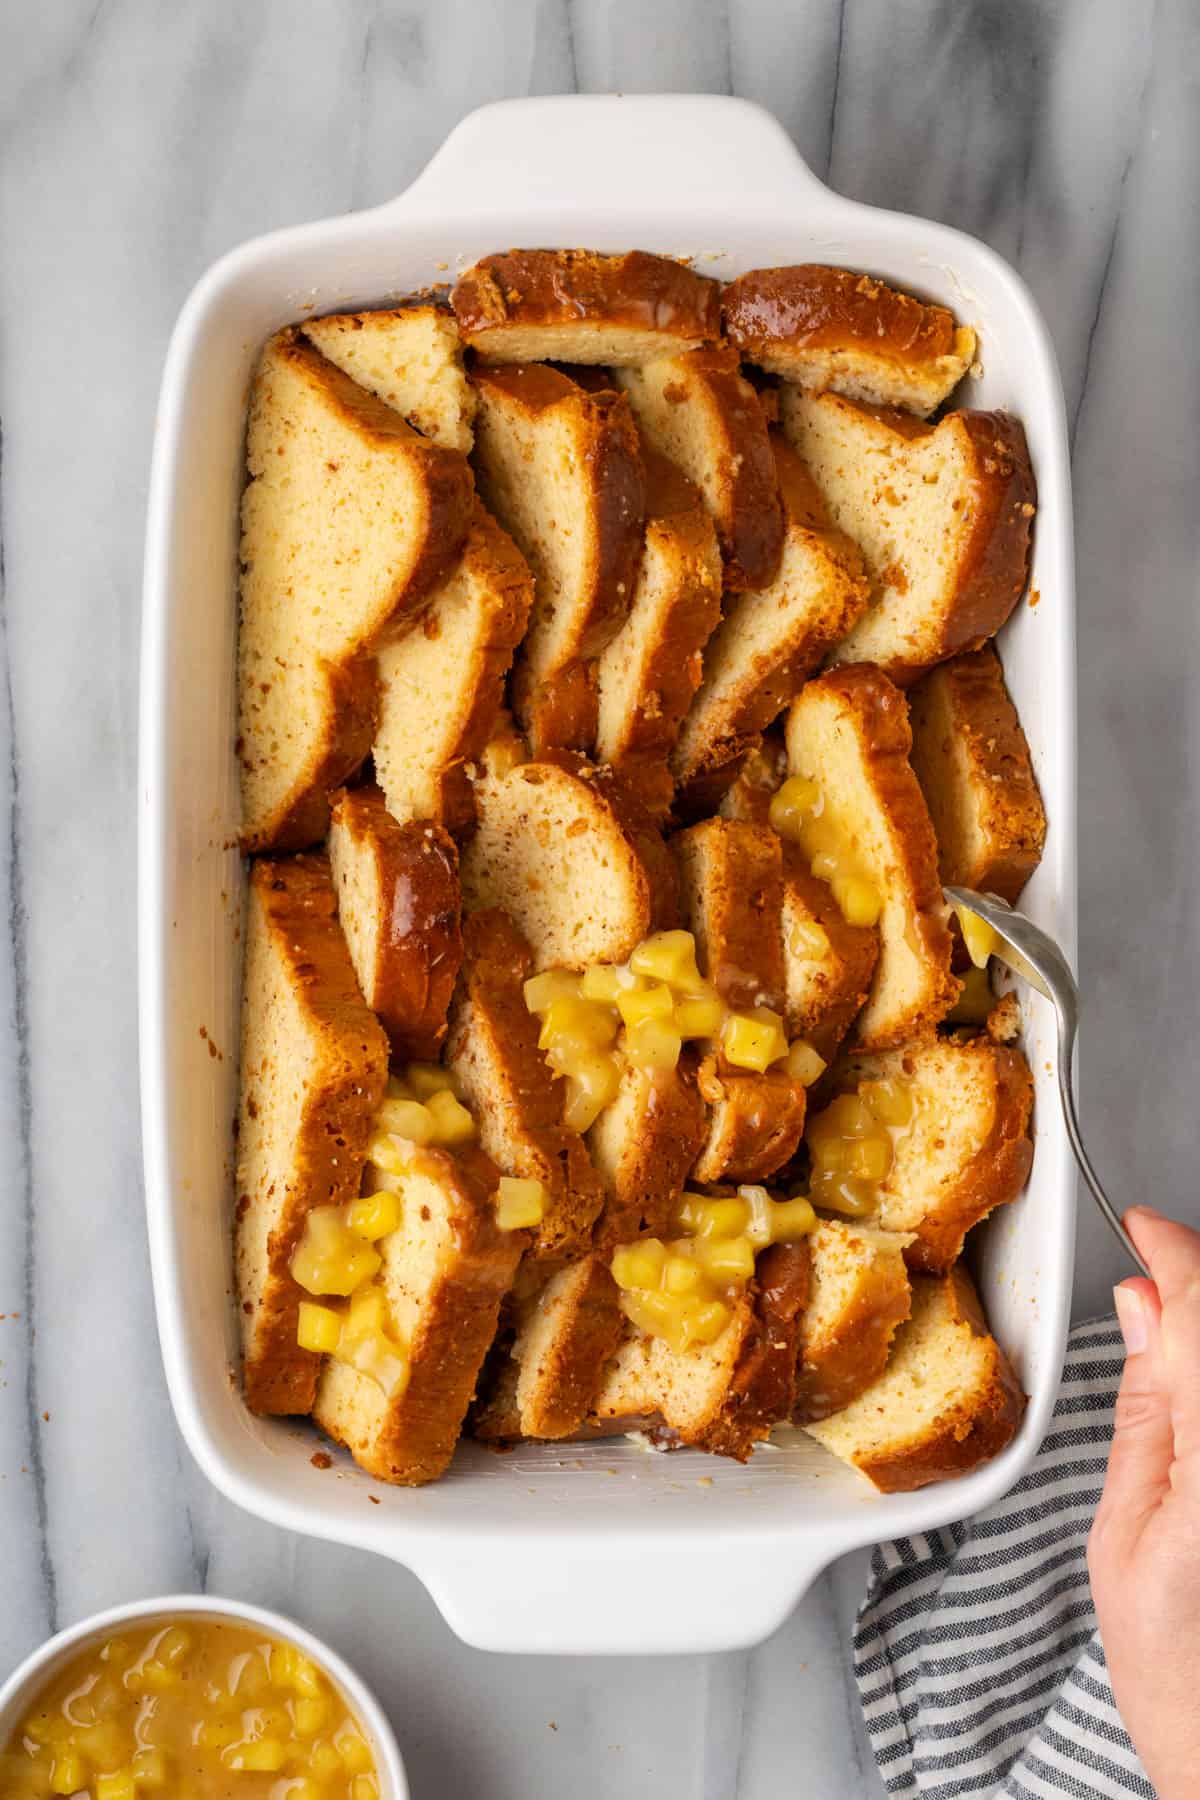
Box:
[0,1594,409,1798]
[138,93,1078,1655]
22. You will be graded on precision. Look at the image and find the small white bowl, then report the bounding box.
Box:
[0,1593,409,1797]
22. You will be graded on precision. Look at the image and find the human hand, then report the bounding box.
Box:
[1088,1206,1200,1800]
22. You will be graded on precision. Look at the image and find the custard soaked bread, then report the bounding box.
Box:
[671,818,809,1182]
[784,666,959,1047]
[908,644,1047,903]
[472,1256,626,1442]
[615,347,784,591]
[587,1060,709,1248]
[328,785,462,1063]
[470,364,645,752]
[724,265,975,417]
[460,753,677,971]
[595,442,723,819]
[780,862,879,1061]
[589,1242,811,1460]
[372,499,533,833]
[809,1034,1034,1273]
[671,434,870,806]
[792,1219,913,1423]
[452,249,721,366]
[238,330,473,850]
[236,856,389,1416]
[303,304,476,451]
[312,1140,525,1484]
[446,908,604,1260]
[692,1056,808,1184]
[804,1264,1025,1492]
[780,389,1035,685]
[673,818,786,1014]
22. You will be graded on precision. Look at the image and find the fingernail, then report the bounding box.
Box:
[1125,1204,1162,1223]
[1114,1285,1149,1355]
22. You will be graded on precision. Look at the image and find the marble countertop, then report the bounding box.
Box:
[1,1,1195,1794]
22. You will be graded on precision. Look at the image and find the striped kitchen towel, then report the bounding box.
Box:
[853,1316,1155,1798]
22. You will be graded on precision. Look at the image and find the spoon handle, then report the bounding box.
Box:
[1056,1011,1151,1280]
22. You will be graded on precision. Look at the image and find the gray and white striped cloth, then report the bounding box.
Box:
[854,1316,1155,1798]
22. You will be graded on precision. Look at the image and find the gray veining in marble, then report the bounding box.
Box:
[1,1,1196,1795]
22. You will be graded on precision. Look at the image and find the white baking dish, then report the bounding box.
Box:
[139,95,1076,1657]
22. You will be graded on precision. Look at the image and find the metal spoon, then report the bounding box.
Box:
[944,885,1150,1280]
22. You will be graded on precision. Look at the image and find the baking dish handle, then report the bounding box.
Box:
[415,1536,834,1657]
[385,94,829,225]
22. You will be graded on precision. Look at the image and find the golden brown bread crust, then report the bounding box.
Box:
[691,1242,812,1459]
[841,1037,1035,1273]
[909,1043,1034,1275]
[243,649,380,855]
[588,1058,710,1249]
[270,333,476,610]
[908,645,1047,903]
[724,265,960,367]
[672,818,786,1014]
[238,332,474,851]
[446,907,605,1259]
[792,1229,912,1424]
[672,346,784,592]
[671,434,869,812]
[816,402,1036,685]
[537,749,681,930]
[792,664,959,1047]
[781,856,880,1061]
[471,364,645,752]
[919,411,1036,676]
[595,441,723,818]
[237,855,389,1416]
[472,1256,626,1441]
[452,249,721,357]
[692,1056,807,1183]
[329,785,462,1062]
[851,1267,1025,1493]
[314,1142,523,1485]
[373,498,533,836]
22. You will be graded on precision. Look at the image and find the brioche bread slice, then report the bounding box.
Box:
[235,856,389,1416]
[589,1242,811,1459]
[372,498,533,832]
[672,434,870,803]
[692,1055,807,1184]
[614,348,784,591]
[781,861,879,1061]
[472,1257,625,1442]
[328,785,461,1063]
[805,1265,1024,1491]
[829,1035,1035,1272]
[724,266,975,417]
[908,644,1047,903]
[793,1220,913,1423]
[452,249,721,366]
[446,908,604,1259]
[302,305,475,451]
[470,364,645,752]
[672,817,786,1014]
[587,1060,709,1248]
[311,1142,524,1484]
[238,331,473,850]
[780,389,1035,685]
[595,442,723,818]
[460,753,677,970]
[785,666,959,1047]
